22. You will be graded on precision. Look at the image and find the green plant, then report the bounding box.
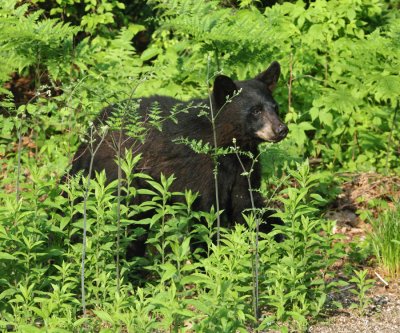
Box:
[346,238,374,270]
[259,161,346,331]
[370,203,400,278]
[32,0,150,36]
[348,269,375,315]
[0,0,79,86]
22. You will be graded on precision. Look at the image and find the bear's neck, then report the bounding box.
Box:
[212,121,256,152]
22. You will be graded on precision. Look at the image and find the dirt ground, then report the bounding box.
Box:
[309,172,400,333]
[309,292,400,332]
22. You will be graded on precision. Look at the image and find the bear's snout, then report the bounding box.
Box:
[275,123,288,141]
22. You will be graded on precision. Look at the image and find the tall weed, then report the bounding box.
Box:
[259,161,345,331]
[370,203,400,278]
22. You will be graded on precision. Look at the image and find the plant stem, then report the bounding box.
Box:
[207,56,221,246]
[288,52,293,113]
[385,105,398,175]
[116,132,122,294]
[81,126,107,318]
[234,148,259,321]
[16,118,23,203]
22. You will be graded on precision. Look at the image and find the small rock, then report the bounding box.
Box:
[326,210,359,227]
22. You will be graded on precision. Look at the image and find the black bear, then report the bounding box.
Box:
[68,61,288,256]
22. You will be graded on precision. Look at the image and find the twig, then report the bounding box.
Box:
[374,271,389,288]
[81,126,107,320]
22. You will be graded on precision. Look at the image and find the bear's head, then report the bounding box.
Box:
[213,61,288,145]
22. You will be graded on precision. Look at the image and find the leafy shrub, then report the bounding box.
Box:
[258,161,345,331]
[348,269,375,316]
[0,0,78,88]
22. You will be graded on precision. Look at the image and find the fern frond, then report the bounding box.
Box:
[0,0,79,78]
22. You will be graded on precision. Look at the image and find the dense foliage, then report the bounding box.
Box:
[0,0,399,331]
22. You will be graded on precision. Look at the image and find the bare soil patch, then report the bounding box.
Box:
[310,172,400,333]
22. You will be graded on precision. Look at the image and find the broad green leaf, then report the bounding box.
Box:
[93,310,115,325]
[0,252,17,260]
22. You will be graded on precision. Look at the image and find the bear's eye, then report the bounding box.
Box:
[251,105,263,116]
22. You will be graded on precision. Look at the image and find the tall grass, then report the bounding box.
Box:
[370,203,400,278]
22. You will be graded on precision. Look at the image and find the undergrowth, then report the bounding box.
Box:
[0,147,345,331]
[370,203,400,278]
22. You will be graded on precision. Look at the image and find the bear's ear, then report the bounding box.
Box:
[213,75,238,109]
[256,61,281,92]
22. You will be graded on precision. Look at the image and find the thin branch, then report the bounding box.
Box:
[234,145,260,321]
[81,126,107,318]
[374,271,389,287]
[207,55,221,246]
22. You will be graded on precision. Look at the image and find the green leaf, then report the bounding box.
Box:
[0,288,16,301]
[159,263,177,282]
[287,311,307,324]
[17,325,42,332]
[141,47,161,61]
[73,317,90,327]
[180,273,212,285]
[0,252,17,260]
[318,109,333,126]
[93,310,115,325]
[288,123,307,147]
[310,193,327,204]
[370,74,400,106]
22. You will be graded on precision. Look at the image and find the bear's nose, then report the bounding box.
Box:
[276,123,288,139]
